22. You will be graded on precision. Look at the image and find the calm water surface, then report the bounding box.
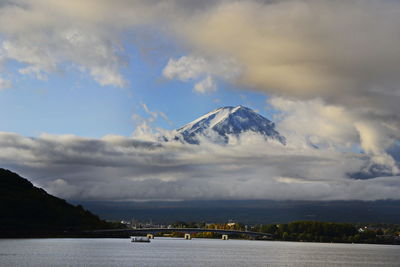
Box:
[1,238,399,267]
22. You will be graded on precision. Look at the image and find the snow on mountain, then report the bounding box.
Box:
[169,105,285,145]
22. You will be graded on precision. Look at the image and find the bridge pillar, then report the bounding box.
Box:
[146,234,154,239]
[222,234,229,240]
[184,233,192,240]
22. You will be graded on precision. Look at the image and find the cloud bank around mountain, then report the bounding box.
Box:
[1,131,399,202]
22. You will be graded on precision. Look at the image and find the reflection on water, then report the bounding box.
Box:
[1,238,399,267]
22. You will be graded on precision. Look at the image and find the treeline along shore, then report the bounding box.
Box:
[120,221,399,245]
[254,221,400,244]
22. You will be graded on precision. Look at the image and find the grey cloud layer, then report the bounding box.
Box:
[1,132,399,201]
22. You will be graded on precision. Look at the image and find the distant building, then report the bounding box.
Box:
[358,226,368,233]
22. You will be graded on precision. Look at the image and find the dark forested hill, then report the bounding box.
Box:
[0,168,113,237]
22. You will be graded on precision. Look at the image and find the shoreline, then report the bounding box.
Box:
[1,234,399,246]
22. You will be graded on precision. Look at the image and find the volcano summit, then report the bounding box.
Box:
[171,105,285,145]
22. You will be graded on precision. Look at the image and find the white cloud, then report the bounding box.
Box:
[194,75,216,94]
[132,121,158,142]
[0,27,127,86]
[0,0,159,87]
[1,40,57,80]
[163,55,241,94]
[0,76,12,90]
[163,56,209,81]
[90,66,127,88]
[140,102,158,120]
[131,102,172,141]
[159,112,173,126]
[270,97,359,149]
[270,97,399,175]
[355,121,399,174]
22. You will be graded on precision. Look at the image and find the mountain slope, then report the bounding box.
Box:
[172,105,285,144]
[0,168,113,237]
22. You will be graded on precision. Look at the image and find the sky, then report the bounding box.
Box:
[0,0,400,202]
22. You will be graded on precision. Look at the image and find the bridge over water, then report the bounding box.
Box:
[87,228,273,240]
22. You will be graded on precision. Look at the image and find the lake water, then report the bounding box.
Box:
[1,238,399,266]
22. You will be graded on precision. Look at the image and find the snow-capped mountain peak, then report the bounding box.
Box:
[171,105,285,144]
